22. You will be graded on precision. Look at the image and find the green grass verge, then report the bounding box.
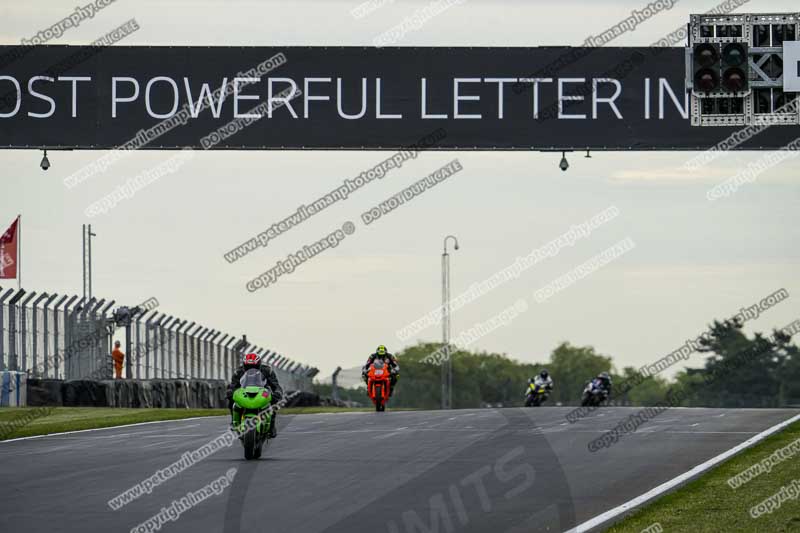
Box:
[0,407,227,440]
[607,420,800,533]
[0,405,414,440]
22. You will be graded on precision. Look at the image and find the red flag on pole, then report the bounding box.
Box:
[0,216,19,279]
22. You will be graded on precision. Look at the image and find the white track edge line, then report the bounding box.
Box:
[0,415,226,443]
[564,412,800,533]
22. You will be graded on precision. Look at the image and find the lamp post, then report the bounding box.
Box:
[82,225,96,299]
[442,235,459,410]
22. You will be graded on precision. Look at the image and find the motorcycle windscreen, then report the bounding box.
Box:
[240,369,267,388]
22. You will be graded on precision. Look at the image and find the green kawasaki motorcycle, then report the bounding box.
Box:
[232,368,273,460]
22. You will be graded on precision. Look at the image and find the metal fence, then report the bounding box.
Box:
[0,286,318,389]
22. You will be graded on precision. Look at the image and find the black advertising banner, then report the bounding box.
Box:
[0,45,798,150]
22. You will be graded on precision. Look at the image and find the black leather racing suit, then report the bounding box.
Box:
[227,363,284,435]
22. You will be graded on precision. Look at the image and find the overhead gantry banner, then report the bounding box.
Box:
[0,45,798,150]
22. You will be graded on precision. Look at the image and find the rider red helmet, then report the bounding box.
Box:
[243,352,262,367]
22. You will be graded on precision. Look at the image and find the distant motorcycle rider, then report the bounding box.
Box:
[362,345,400,396]
[528,369,554,394]
[593,371,612,399]
[227,352,284,438]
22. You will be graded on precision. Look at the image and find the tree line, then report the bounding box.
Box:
[316,317,800,410]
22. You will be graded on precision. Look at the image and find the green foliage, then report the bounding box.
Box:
[313,383,368,405]
[674,319,800,408]
[546,342,613,404]
[317,318,799,410]
[613,366,671,406]
[386,341,618,409]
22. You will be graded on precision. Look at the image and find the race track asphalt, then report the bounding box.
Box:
[0,407,797,533]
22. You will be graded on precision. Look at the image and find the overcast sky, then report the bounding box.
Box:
[1,0,798,380]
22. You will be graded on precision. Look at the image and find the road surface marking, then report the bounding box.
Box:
[141,439,177,449]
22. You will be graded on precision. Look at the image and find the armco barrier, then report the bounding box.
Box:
[1,371,27,406]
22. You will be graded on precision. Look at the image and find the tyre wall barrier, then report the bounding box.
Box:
[25,378,335,409]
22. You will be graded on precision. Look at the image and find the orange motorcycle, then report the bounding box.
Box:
[367,359,392,412]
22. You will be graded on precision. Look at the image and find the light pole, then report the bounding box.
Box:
[82,225,97,299]
[442,235,459,410]
[331,366,342,403]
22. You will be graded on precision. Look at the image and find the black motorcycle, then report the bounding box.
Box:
[580,379,609,407]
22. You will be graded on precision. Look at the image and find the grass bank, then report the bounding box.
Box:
[608,420,800,533]
[0,405,410,440]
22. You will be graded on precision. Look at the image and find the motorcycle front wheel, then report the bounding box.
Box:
[524,396,534,407]
[374,384,383,412]
[243,429,258,460]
